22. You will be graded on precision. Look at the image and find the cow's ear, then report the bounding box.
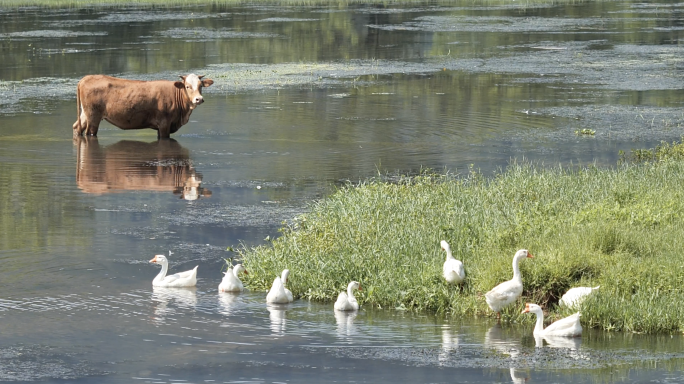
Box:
[202,79,214,87]
[174,81,184,89]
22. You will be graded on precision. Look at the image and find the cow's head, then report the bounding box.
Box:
[175,74,214,109]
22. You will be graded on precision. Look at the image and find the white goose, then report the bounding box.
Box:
[559,286,600,308]
[522,303,582,337]
[218,264,248,292]
[485,249,533,317]
[441,240,465,284]
[334,281,361,311]
[149,252,198,288]
[266,269,293,303]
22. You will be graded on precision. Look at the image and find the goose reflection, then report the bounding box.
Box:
[510,368,530,384]
[218,292,240,316]
[74,136,211,200]
[438,326,459,364]
[334,309,357,340]
[267,304,288,335]
[534,334,587,360]
[151,287,197,325]
[484,323,521,358]
[534,335,582,349]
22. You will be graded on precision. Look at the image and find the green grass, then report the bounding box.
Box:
[240,140,684,334]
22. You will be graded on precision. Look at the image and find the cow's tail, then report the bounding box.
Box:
[73,79,82,133]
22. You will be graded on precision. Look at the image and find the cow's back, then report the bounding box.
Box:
[80,75,173,109]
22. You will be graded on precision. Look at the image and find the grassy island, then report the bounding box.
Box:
[240,141,684,334]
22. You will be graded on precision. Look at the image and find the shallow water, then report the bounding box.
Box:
[2,1,684,383]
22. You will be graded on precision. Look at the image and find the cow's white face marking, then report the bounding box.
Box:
[181,74,205,107]
[178,73,213,109]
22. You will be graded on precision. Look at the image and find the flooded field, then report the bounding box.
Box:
[2,1,684,383]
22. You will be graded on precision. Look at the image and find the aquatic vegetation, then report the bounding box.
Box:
[0,0,594,7]
[619,138,684,164]
[575,128,596,136]
[241,144,684,334]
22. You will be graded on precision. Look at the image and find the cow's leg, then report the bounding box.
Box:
[73,121,83,136]
[84,109,102,136]
[73,83,83,136]
[86,121,100,136]
[157,125,171,139]
[73,107,87,136]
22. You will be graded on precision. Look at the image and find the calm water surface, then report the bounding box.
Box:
[2,1,684,382]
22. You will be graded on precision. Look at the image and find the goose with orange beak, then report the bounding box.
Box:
[522,303,582,337]
[485,249,533,318]
[219,264,248,292]
[149,251,198,288]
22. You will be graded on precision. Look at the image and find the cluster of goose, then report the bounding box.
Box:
[442,240,599,337]
[149,241,599,336]
[149,252,360,311]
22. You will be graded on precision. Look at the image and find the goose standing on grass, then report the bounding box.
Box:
[522,303,582,337]
[441,240,465,284]
[334,281,361,311]
[266,269,293,303]
[218,264,248,292]
[149,251,198,288]
[559,286,600,308]
[485,249,533,318]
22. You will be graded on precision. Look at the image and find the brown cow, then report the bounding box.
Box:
[72,73,213,138]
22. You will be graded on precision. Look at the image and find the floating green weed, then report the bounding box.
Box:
[575,129,596,136]
[0,0,599,7]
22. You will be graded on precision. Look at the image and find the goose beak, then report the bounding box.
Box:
[358,284,362,291]
[149,256,158,263]
[527,253,534,258]
[521,304,530,314]
[244,270,249,275]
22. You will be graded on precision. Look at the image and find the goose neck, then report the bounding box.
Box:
[512,256,523,282]
[155,261,169,282]
[347,283,357,299]
[533,310,545,334]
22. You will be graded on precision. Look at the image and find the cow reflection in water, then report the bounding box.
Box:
[75,136,211,200]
